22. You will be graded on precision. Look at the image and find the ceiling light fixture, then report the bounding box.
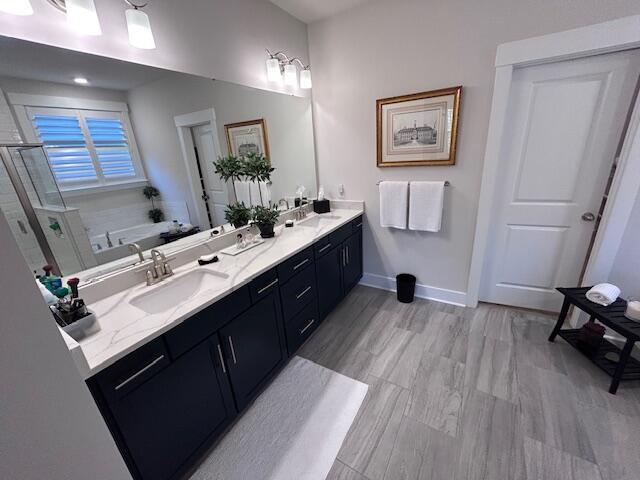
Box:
[0,0,34,16]
[265,49,311,90]
[125,1,156,49]
[44,0,155,49]
[73,77,89,85]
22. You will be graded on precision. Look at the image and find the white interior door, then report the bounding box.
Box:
[481,50,640,312]
[191,124,230,227]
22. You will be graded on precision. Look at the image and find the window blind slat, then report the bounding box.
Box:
[86,117,136,179]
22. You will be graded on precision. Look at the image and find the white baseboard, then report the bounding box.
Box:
[359,273,467,307]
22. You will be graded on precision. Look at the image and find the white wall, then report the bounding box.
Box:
[0,209,131,480]
[0,0,309,97]
[609,190,640,298]
[308,0,640,296]
[211,80,317,201]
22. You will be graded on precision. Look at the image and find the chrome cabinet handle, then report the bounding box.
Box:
[257,278,278,294]
[228,336,238,364]
[300,318,315,335]
[346,246,350,265]
[296,286,312,300]
[115,355,165,391]
[581,212,596,222]
[342,248,346,266]
[293,258,310,271]
[216,344,227,373]
[355,222,363,228]
[317,243,332,253]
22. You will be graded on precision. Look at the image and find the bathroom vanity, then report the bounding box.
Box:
[73,208,363,480]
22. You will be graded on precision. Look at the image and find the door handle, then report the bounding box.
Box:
[257,278,278,295]
[296,285,312,300]
[300,318,315,335]
[114,355,165,391]
[317,243,332,254]
[581,212,596,222]
[293,258,309,271]
[346,245,350,265]
[228,336,238,364]
[216,343,227,373]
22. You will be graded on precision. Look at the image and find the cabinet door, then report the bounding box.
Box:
[342,230,363,294]
[316,244,344,320]
[109,339,236,480]
[220,292,286,411]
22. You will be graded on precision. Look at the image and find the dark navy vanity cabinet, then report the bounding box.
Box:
[87,215,363,480]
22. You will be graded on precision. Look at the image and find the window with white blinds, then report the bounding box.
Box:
[30,107,142,190]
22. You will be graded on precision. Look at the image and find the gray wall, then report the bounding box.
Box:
[0,0,309,97]
[0,210,131,480]
[308,0,640,295]
[609,190,640,298]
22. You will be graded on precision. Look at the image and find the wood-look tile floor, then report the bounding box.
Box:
[297,285,640,480]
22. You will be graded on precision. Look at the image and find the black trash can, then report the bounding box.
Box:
[396,274,416,303]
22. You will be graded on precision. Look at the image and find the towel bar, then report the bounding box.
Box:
[376,180,450,186]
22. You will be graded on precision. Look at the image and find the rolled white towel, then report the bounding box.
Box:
[586,283,621,306]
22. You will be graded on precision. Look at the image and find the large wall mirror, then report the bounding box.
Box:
[0,36,317,280]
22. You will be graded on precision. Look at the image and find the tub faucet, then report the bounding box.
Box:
[127,243,145,263]
[105,231,113,248]
[278,198,290,210]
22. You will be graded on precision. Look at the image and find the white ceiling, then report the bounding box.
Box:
[0,37,171,91]
[269,0,372,23]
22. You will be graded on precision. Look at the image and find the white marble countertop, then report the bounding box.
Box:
[67,206,364,379]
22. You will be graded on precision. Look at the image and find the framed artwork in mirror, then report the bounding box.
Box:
[224,118,271,160]
[377,86,461,167]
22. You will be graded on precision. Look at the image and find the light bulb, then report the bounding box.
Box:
[266,57,282,83]
[125,8,156,49]
[73,77,89,85]
[284,64,297,87]
[66,0,102,36]
[300,69,312,89]
[0,0,33,15]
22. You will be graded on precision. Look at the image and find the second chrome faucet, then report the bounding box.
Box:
[145,249,174,286]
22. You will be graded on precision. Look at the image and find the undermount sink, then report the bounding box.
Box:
[298,215,341,228]
[130,269,229,314]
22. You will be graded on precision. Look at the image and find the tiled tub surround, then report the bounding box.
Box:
[61,201,364,379]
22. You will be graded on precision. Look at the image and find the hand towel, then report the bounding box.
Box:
[586,283,621,306]
[234,181,270,206]
[379,181,408,229]
[408,181,445,232]
[234,180,251,205]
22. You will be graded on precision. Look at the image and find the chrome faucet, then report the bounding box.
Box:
[294,201,308,221]
[127,243,145,263]
[278,198,290,211]
[145,249,174,285]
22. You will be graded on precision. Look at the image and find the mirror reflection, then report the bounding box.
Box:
[0,37,317,280]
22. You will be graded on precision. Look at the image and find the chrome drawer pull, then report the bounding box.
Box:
[355,222,363,228]
[115,355,165,391]
[293,258,310,271]
[216,344,227,373]
[346,246,350,265]
[317,243,332,253]
[296,286,312,300]
[300,318,315,335]
[257,278,278,294]
[228,336,238,364]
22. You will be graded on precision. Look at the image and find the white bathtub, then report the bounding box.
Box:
[90,222,172,264]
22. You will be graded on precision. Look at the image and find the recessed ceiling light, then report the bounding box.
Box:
[74,77,89,85]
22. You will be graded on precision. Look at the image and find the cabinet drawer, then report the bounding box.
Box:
[329,222,352,246]
[314,236,335,259]
[351,215,363,231]
[285,300,319,355]
[280,264,317,322]
[277,246,314,284]
[249,268,279,303]
[164,286,250,359]
[95,337,170,405]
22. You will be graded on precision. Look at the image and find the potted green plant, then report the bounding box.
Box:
[225,202,251,228]
[251,204,280,238]
[143,185,164,223]
[212,155,245,202]
[243,153,274,206]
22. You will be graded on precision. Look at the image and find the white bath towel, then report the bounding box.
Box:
[408,181,445,232]
[234,181,270,207]
[586,283,621,306]
[379,181,408,229]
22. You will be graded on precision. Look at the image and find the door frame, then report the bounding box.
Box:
[467,15,640,308]
[174,108,223,229]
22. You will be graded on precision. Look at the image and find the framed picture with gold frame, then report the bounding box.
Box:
[377,86,461,167]
[224,118,271,159]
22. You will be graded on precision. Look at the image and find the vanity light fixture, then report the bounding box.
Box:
[65,0,102,36]
[125,1,156,50]
[0,0,34,16]
[265,49,312,89]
